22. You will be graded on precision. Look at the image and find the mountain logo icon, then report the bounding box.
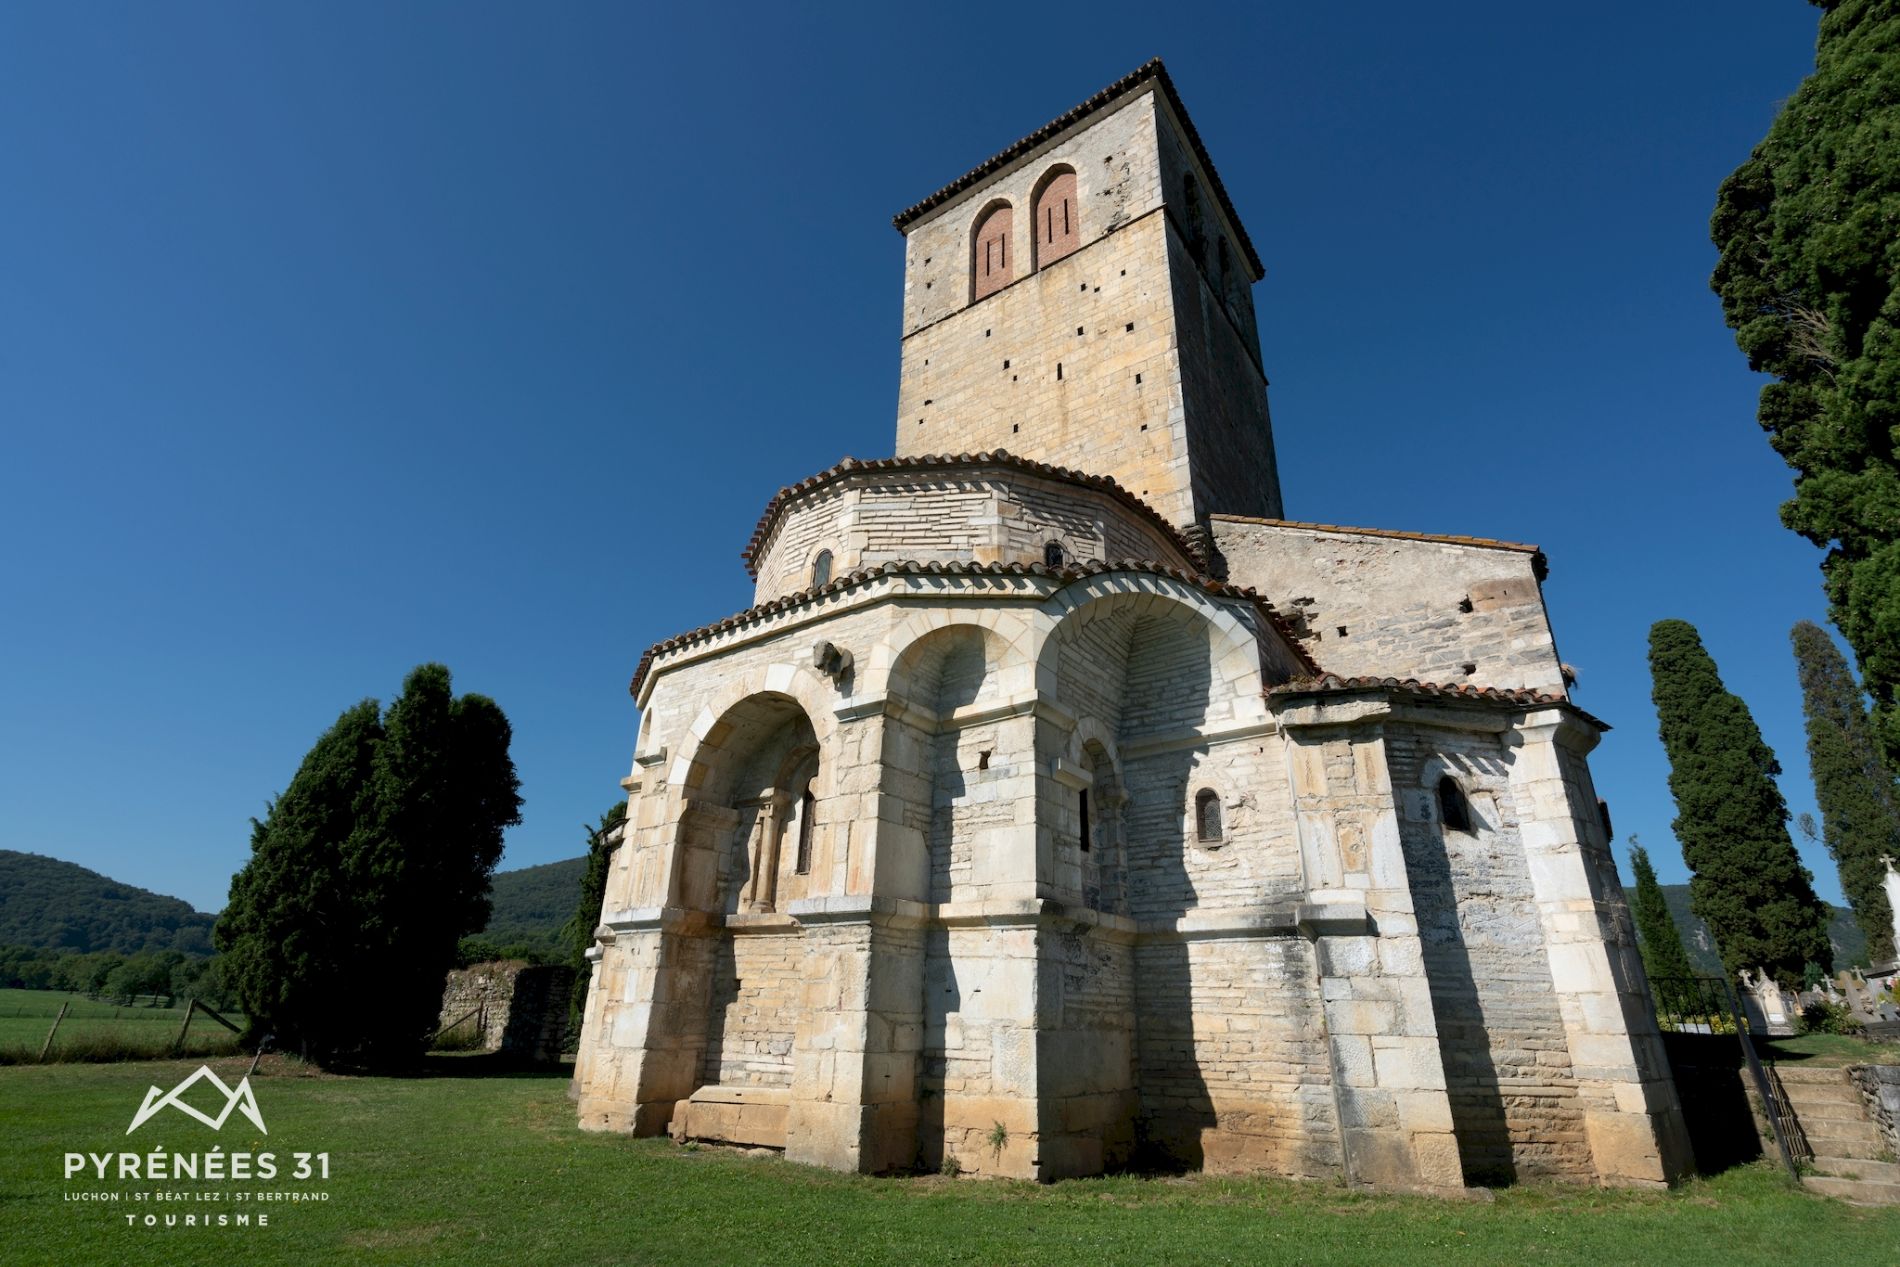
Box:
[126,1065,268,1135]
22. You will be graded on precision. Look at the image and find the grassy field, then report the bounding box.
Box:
[2,1057,1899,1266]
[1760,1031,1900,1067]
[0,988,241,1062]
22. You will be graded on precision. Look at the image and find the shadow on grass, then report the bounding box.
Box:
[401,1051,574,1081]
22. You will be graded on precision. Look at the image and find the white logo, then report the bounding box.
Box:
[126,1066,268,1136]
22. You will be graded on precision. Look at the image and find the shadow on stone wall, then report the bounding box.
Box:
[1402,832,1514,1186]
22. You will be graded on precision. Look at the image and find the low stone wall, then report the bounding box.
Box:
[438,961,574,1063]
[1848,1065,1900,1158]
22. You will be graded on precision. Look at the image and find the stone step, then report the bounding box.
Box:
[1803,1175,1900,1206]
[1811,1157,1900,1184]
[1800,1131,1887,1161]
[1780,1083,1865,1107]
[1786,1101,1877,1124]
[1774,1066,1856,1086]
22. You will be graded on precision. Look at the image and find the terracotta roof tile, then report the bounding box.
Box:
[891,59,1264,278]
[1211,514,1549,581]
[740,449,1199,579]
[1267,673,1606,729]
[631,558,1318,698]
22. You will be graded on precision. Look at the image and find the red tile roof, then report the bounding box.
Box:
[740,450,1199,579]
[1211,514,1549,581]
[891,59,1264,278]
[630,558,1319,698]
[1267,673,1605,729]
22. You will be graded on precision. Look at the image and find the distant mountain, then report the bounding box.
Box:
[1656,882,1869,975]
[0,850,216,955]
[482,855,585,950]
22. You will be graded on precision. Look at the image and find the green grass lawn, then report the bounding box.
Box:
[3,1056,1899,1266]
[0,988,240,1061]
[1760,1031,1900,1068]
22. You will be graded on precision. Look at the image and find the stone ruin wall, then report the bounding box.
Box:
[438,960,574,1063]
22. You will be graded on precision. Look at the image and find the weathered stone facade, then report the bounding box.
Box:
[573,60,1690,1191]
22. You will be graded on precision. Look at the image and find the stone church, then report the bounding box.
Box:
[574,60,1692,1192]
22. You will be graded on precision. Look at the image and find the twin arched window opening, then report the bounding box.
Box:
[970,166,1082,303]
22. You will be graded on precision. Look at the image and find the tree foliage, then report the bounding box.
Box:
[1627,840,1698,985]
[1710,2,1900,763]
[215,665,522,1066]
[1792,619,1899,962]
[564,801,627,1034]
[1649,619,1833,987]
[0,850,215,955]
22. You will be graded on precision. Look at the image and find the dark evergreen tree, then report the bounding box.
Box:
[1649,619,1833,987]
[1627,840,1697,985]
[216,666,521,1066]
[1710,2,1900,764]
[564,800,627,1034]
[1792,619,1899,962]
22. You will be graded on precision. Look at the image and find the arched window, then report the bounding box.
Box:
[1437,776,1473,833]
[1195,789,1222,842]
[972,202,1013,302]
[1043,540,1065,568]
[1033,167,1079,269]
[811,550,832,588]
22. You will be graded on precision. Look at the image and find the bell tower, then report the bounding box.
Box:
[891,60,1283,528]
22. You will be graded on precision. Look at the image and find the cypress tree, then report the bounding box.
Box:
[216,664,522,1066]
[1649,619,1833,987]
[1627,840,1697,985]
[1792,620,1899,963]
[1710,2,1900,764]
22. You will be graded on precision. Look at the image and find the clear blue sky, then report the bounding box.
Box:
[1,3,1843,913]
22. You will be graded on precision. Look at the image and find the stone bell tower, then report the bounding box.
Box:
[891,60,1284,529]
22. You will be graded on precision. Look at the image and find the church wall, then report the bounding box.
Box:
[1121,739,1303,921]
[1132,933,1341,1175]
[1035,925,1138,1179]
[1152,103,1282,522]
[898,210,1196,525]
[749,470,1192,603]
[920,922,1044,1176]
[1211,517,1564,694]
[701,928,802,1088]
[1385,726,1591,1182]
[899,91,1162,337]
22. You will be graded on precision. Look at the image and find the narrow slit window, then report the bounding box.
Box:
[1437,777,1473,834]
[795,789,816,873]
[1079,788,1091,852]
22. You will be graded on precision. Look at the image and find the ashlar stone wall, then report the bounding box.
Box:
[749,466,1194,603]
[1212,516,1564,694]
[894,87,1281,525]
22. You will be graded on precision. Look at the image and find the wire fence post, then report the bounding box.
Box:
[38,1002,69,1062]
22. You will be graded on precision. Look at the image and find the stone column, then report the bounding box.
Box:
[1506,709,1692,1187]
